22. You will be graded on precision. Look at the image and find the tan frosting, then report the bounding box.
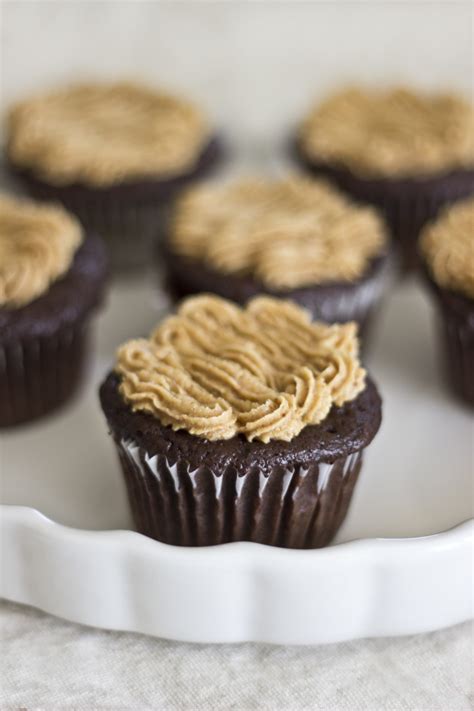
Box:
[7,82,210,186]
[300,87,474,177]
[420,198,474,299]
[0,194,82,308]
[116,294,365,443]
[171,177,386,288]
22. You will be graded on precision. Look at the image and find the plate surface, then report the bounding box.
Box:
[1,275,473,644]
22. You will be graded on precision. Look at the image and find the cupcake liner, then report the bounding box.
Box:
[0,321,90,427]
[423,270,474,406]
[115,437,363,548]
[374,189,471,273]
[294,261,390,342]
[435,309,474,406]
[57,198,171,273]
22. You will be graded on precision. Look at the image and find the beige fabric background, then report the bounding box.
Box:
[1,601,472,710]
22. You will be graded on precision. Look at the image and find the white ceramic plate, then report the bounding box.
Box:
[1,275,472,644]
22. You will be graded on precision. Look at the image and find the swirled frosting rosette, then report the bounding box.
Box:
[116,294,365,443]
[0,193,82,308]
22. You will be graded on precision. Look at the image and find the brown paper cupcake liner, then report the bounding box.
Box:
[373,189,472,273]
[422,270,474,406]
[115,437,363,548]
[435,310,474,406]
[0,321,90,427]
[56,198,170,273]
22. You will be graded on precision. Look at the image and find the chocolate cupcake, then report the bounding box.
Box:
[420,198,474,405]
[100,294,382,548]
[163,176,390,340]
[0,193,107,426]
[294,87,474,271]
[6,82,222,270]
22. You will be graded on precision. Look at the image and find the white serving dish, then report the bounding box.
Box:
[1,275,472,645]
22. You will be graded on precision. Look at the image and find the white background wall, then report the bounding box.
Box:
[1,1,472,146]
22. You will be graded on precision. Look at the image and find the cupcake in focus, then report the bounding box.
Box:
[6,82,223,270]
[420,198,474,405]
[0,193,107,426]
[163,176,390,341]
[100,294,382,548]
[294,87,474,271]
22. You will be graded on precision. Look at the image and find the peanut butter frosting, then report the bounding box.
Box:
[420,198,474,299]
[116,294,366,443]
[300,87,474,178]
[0,194,82,308]
[171,177,386,289]
[7,82,210,186]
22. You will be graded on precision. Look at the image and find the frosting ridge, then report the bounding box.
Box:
[171,176,386,288]
[116,295,366,443]
[0,194,83,308]
[7,82,210,186]
[299,87,474,177]
[420,197,474,299]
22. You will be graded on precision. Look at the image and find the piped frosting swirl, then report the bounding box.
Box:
[300,87,474,178]
[7,82,210,186]
[0,194,82,308]
[171,176,386,288]
[420,197,474,299]
[116,294,366,443]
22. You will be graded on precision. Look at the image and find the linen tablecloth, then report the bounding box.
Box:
[1,601,471,710]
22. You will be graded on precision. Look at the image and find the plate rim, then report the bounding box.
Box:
[2,503,472,556]
[2,506,473,645]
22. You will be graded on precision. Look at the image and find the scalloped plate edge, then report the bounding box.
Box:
[1,505,472,644]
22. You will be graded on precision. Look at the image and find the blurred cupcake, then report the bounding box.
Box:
[6,81,223,270]
[99,294,382,548]
[420,198,474,405]
[163,176,390,341]
[294,87,474,271]
[0,193,107,426]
